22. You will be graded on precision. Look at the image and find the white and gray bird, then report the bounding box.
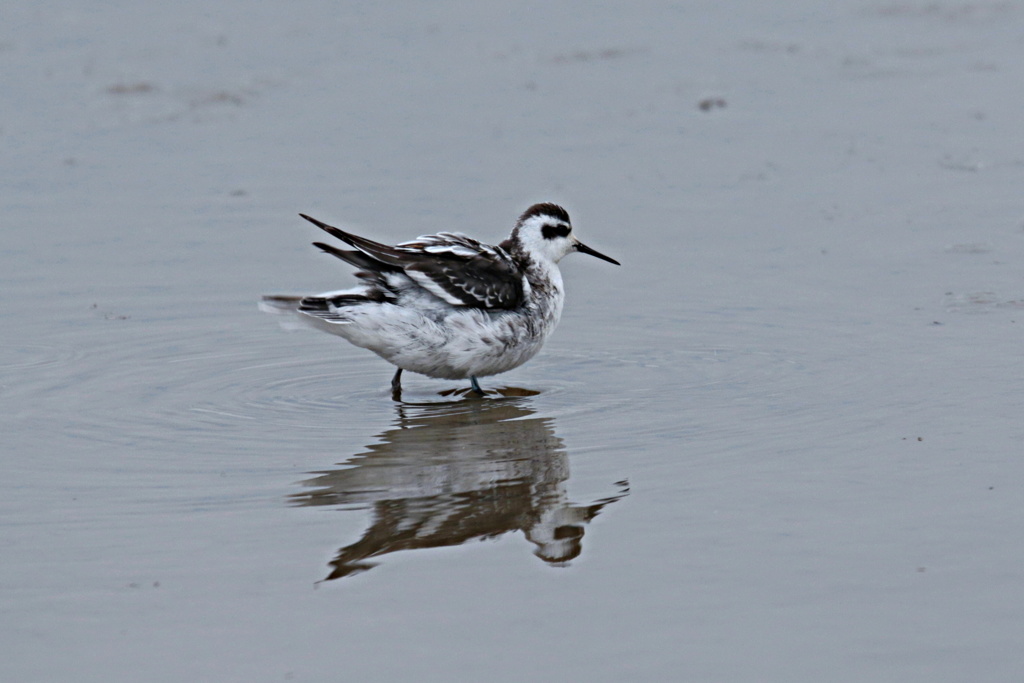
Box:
[261,203,619,397]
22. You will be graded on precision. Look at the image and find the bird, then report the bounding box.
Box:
[261,203,620,398]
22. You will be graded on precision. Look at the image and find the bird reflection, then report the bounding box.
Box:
[289,396,629,581]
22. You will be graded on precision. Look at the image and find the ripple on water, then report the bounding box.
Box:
[27,307,885,457]
[35,318,584,453]
[536,311,896,450]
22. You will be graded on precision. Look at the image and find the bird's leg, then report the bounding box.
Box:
[391,368,403,400]
[469,375,484,395]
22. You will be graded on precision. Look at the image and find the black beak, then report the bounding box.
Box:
[575,241,621,266]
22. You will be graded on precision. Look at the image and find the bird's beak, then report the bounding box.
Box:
[575,240,620,265]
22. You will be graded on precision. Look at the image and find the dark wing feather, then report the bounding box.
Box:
[312,241,400,273]
[300,214,524,310]
[402,243,523,309]
[300,214,408,268]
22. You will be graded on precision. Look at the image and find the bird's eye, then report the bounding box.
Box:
[541,223,571,240]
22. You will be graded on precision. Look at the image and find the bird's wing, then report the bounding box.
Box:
[395,233,524,309]
[300,214,523,309]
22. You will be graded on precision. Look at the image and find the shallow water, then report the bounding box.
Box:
[5,1,1024,681]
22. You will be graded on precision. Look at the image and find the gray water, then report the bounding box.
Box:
[4,2,1024,681]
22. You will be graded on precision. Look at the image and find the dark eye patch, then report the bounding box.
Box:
[542,223,571,240]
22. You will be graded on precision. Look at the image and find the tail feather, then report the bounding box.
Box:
[298,290,386,312]
[259,294,304,314]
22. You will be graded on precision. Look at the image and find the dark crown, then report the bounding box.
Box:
[518,203,571,226]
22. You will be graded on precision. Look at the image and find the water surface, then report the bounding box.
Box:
[4,1,1024,681]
